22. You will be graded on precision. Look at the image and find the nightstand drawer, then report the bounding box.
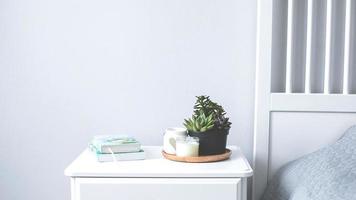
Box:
[73,178,242,200]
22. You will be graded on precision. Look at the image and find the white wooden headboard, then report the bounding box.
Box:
[253,0,356,200]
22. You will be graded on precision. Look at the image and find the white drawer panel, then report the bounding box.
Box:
[74,178,241,200]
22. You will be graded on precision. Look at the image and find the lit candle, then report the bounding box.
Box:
[176,137,199,157]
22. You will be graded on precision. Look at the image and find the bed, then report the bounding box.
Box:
[253,0,356,200]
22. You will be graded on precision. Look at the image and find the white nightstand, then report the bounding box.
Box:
[64,146,253,200]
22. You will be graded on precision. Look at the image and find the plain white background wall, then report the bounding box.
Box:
[0,0,257,199]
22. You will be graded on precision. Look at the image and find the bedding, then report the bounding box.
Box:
[262,125,356,200]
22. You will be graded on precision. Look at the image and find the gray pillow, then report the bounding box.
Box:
[262,125,356,200]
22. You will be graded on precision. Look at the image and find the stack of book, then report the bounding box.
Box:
[89,135,145,162]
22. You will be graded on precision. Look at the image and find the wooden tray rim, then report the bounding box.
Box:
[162,149,232,163]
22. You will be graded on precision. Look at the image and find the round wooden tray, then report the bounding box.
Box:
[162,149,232,163]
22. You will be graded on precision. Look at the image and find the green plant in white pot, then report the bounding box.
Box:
[183,95,231,155]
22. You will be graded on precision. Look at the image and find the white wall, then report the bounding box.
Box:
[0,0,257,199]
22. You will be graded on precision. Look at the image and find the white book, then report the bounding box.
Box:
[92,150,146,162]
[96,143,141,154]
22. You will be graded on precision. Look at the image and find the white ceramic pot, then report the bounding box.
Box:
[163,127,187,154]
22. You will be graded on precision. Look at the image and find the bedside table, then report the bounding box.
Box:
[64,146,253,200]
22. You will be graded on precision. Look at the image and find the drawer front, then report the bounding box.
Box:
[73,178,241,200]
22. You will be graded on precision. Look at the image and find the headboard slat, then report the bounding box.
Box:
[285,0,294,93]
[343,0,352,94]
[305,0,314,94]
[324,0,333,94]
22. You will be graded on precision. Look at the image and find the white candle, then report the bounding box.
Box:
[176,137,199,157]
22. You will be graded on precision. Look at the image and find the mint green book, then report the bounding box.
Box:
[89,135,141,154]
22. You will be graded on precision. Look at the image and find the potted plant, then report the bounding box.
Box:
[183,96,232,155]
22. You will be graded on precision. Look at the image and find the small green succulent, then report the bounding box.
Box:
[184,111,214,132]
[184,95,232,133]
